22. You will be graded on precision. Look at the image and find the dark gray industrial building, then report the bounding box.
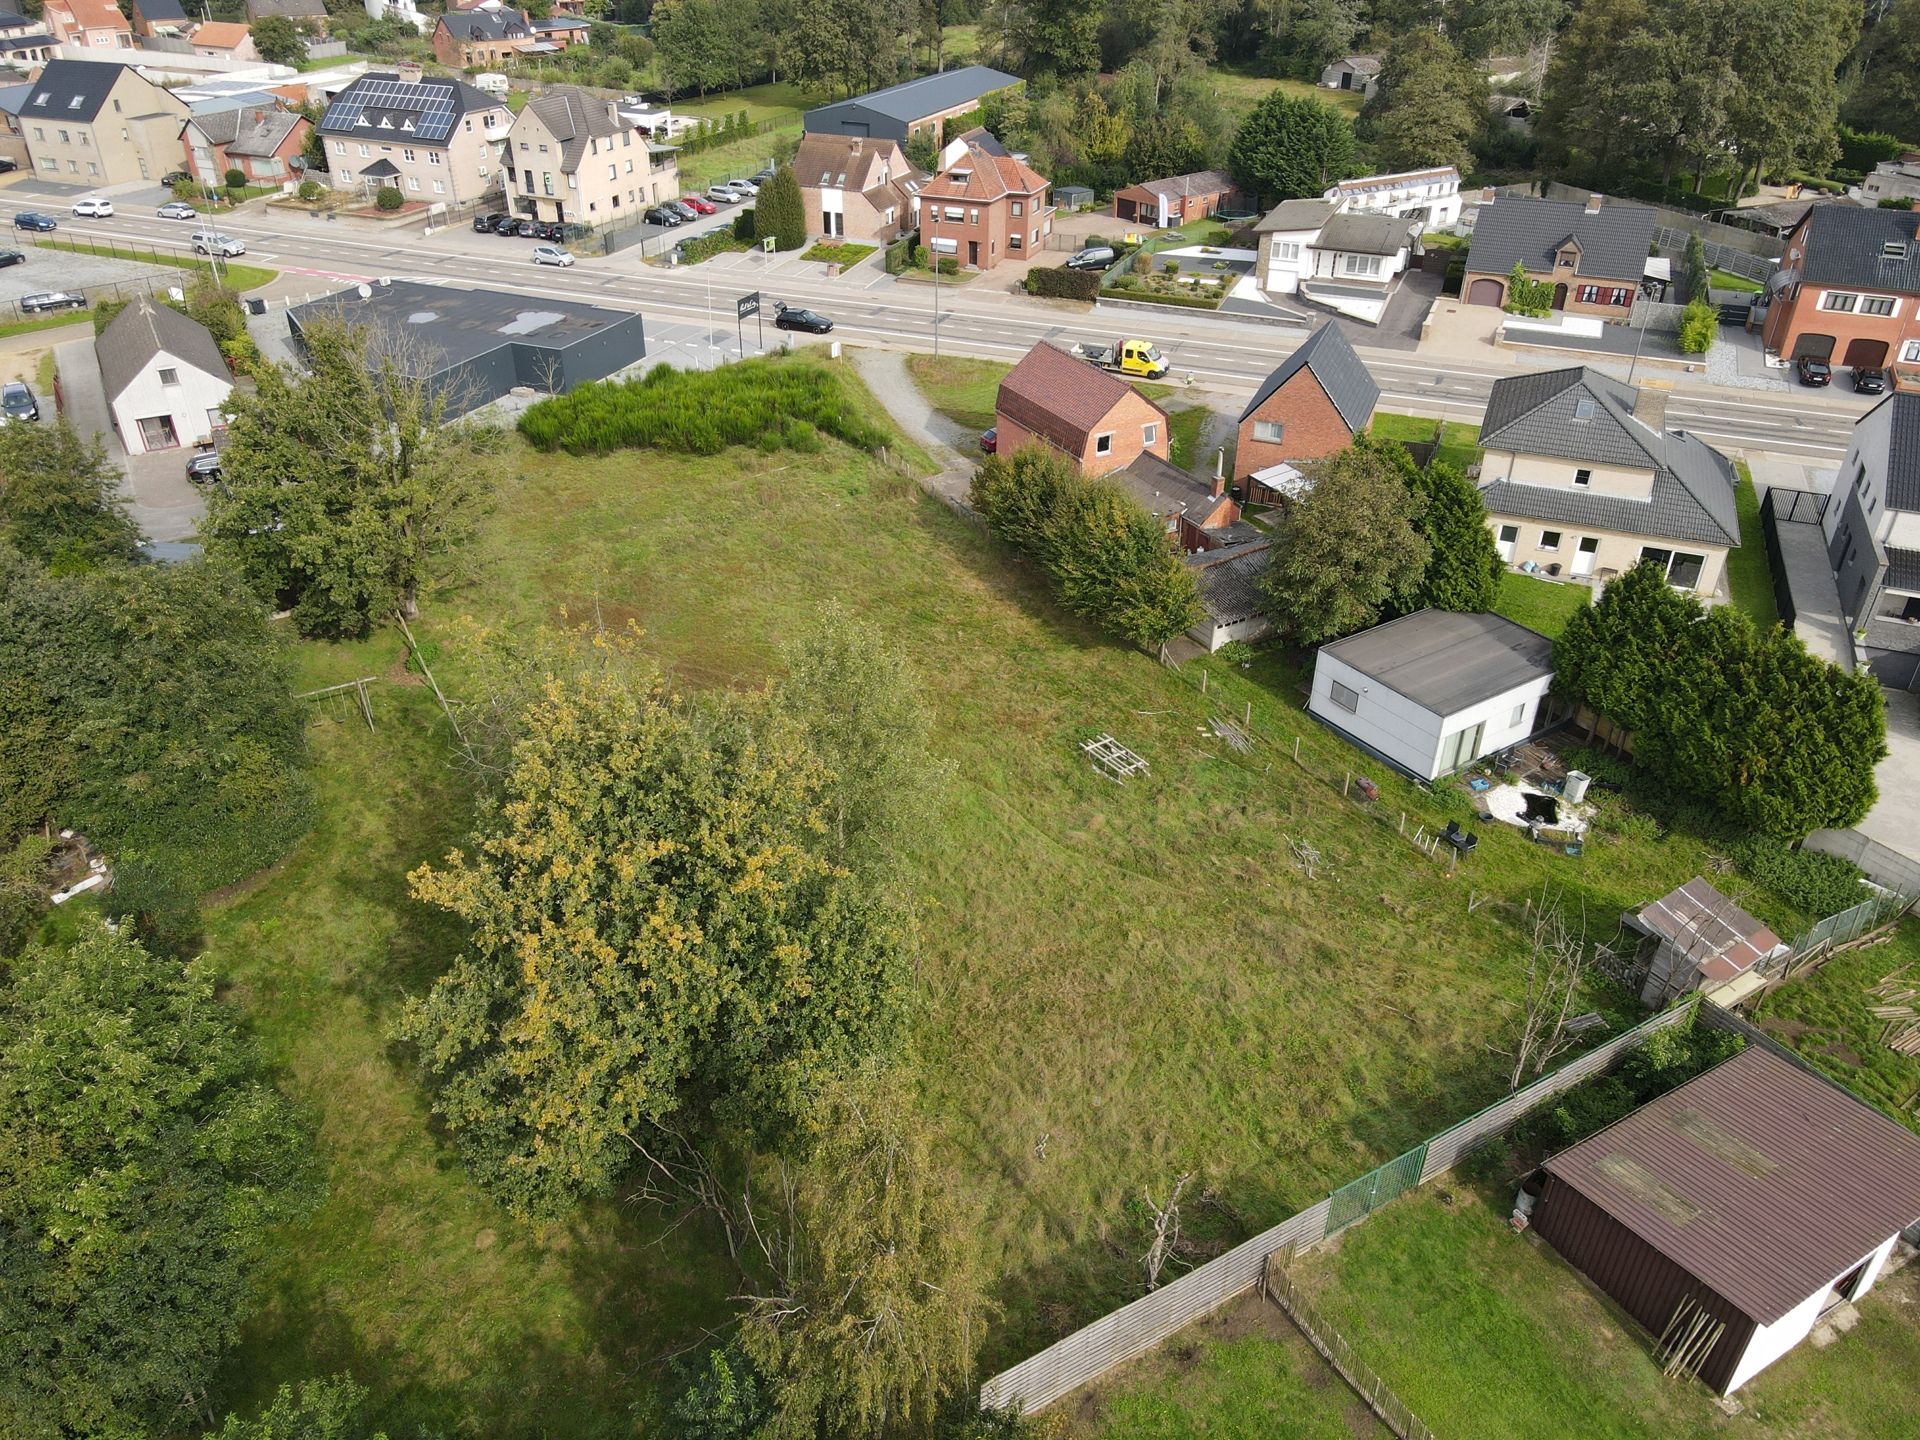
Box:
[803,65,1021,143]
[286,280,646,416]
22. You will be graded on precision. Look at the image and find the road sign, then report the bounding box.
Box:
[736,291,760,319]
[762,235,776,253]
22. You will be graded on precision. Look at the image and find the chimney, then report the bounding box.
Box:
[1479,185,1495,204]
[605,100,620,126]
[1584,192,1603,214]
[1211,447,1226,498]
[252,108,264,125]
[1632,381,1671,432]
[396,60,423,84]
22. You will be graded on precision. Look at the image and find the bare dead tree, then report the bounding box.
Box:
[1142,1171,1194,1292]
[1499,890,1590,1091]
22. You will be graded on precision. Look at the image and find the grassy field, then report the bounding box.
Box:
[1370,411,1483,473]
[1212,65,1364,124]
[674,81,826,127]
[1729,463,1781,628]
[0,312,91,342]
[205,356,1838,1430]
[1494,571,1591,638]
[35,238,276,291]
[671,82,823,191]
[1281,1185,1920,1440]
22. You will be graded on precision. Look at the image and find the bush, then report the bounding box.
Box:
[1513,1020,1746,1155]
[296,178,325,202]
[224,167,248,190]
[1730,838,1867,919]
[1024,266,1100,301]
[1502,261,1554,317]
[680,229,745,264]
[752,163,806,251]
[883,233,914,274]
[171,177,198,201]
[1838,125,1907,175]
[374,185,404,212]
[731,206,756,241]
[1677,298,1718,354]
[519,357,891,457]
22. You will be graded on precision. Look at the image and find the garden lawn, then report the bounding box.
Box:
[676,119,803,192]
[1369,411,1483,473]
[0,312,91,343]
[1212,65,1363,122]
[1290,1185,1920,1440]
[801,240,877,267]
[1494,570,1591,639]
[1711,268,1764,293]
[673,81,825,127]
[907,353,1193,447]
[1728,463,1781,627]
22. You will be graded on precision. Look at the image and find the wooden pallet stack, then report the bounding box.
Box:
[1869,966,1920,1057]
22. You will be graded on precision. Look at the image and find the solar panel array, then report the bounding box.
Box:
[320,74,460,143]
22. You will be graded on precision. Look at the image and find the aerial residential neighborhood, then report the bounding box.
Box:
[4,4,1920,1440]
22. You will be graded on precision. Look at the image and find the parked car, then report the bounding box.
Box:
[19,290,85,313]
[12,212,56,232]
[705,185,741,205]
[493,216,529,237]
[0,158,16,174]
[185,450,222,482]
[0,249,23,268]
[751,166,776,184]
[71,197,113,218]
[531,244,574,267]
[160,170,191,186]
[1854,366,1889,395]
[720,179,758,199]
[529,220,565,242]
[1795,355,1833,387]
[979,426,997,454]
[644,206,683,227]
[773,301,832,334]
[473,212,506,232]
[191,231,246,257]
[1,381,38,423]
[1065,244,1117,270]
[680,194,717,216]
[664,200,699,222]
[157,200,197,220]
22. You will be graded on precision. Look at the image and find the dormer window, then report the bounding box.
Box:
[66,95,82,109]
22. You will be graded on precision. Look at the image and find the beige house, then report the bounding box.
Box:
[317,63,510,207]
[792,133,920,244]
[20,60,187,187]
[504,84,675,226]
[1477,367,1740,597]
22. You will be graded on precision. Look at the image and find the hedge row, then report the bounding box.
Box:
[1024,266,1100,301]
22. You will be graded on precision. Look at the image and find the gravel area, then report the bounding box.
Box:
[1704,328,1788,392]
[0,243,185,306]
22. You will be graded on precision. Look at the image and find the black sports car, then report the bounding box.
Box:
[773,302,833,334]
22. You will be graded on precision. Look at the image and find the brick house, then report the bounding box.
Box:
[792,133,921,244]
[42,0,131,49]
[504,84,675,227]
[919,139,1051,271]
[1761,205,1920,384]
[995,341,1238,549]
[1461,192,1656,322]
[130,0,188,37]
[190,22,259,61]
[318,65,510,207]
[246,0,328,34]
[433,8,534,67]
[531,15,589,49]
[182,104,308,187]
[1235,323,1380,495]
[1477,366,1741,596]
[1111,168,1237,228]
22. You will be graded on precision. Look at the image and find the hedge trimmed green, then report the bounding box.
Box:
[1025,266,1101,300]
[518,357,891,457]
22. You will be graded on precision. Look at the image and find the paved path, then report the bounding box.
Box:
[848,347,973,506]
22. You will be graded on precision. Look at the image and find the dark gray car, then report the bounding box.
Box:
[1,380,37,423]
[1065,244,1117,270]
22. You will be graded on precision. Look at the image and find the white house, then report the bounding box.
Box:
[97,297,231,454]
[364,0,433,31]
[1252,196,1423,324]
[1307,609,1555,780]
[1323,165,1462,229]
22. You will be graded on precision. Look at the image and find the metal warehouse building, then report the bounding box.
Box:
[287,279,646,417]
[1532,1045,1920,1394]
[802,65,1022,144]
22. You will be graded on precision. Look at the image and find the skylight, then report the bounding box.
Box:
[1573,397,1596,421]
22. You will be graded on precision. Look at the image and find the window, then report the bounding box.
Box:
[1012,199,1023,217]
[157,367,179,385]
[1577,284,1601,303]
[357,143,369,157]
[624,159,633,174]
[968,207,978,224]
[1609,287,1632,306]
[1861,295,1897,316]
[1341,253,1383,277]
[608,163,616,180]
[1275,240,1300,261]
[1143,422,1158,445]
[1539,530,1561,551]
[57,128,67,143]
[539,143,548,153]
[333,140,345,155]
[1821,291,1858,312]
[1252,419,1284,444]
[31,127,41,140]
[1094,432,1113,456]
[1640,547,1707,589]
[1330,680,1359,713]
[1573,468,1592,486]
[403,148,415,162]
[543,172,553,195]
[1509,702,1527,728]
[85,162,96,176]
[1573,398,1595,421]
[1905,340,1920,363]
[112,99,120,113]
[428,152,441,166]
[407,176,419,191]
[432,179,445,194]
[518,141,529,152]
[943,205,962,221]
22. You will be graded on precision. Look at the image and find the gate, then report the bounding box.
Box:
[1325,1142,1427,1236]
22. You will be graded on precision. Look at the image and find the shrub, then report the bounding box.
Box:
[1502,261,1554,317]
[224,167,248,190]
[1730,837,1867,919]
[1161,259,1180,275]
[1513,1020,1746,1154]
[171,177,198,201]
[731,206,756,241]
[296,178,324,201]
[374,185,404,211]
[1677,298,1718,353]
[680,229,744,264]
[753,163,806,251]
[1024,266,1100,301]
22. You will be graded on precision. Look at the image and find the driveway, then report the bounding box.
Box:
[54,335,205,543]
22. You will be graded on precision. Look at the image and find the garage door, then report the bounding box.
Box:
[1468,277,1503,306]
[1793,333,1835,360]
[1844,338,1889,367]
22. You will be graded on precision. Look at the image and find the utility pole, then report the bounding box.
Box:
[931,241,940,355]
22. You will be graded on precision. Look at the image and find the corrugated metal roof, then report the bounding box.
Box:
[1316,609,1553,715]
[1464,195,1655,284]
[1237,322,1379,433]
[805,65,1019,128]
[1545,1046,1920,1324]
[1189,540,1271,624]
[1630,878,1785,983]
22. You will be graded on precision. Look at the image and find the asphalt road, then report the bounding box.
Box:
[54,199,1875,464]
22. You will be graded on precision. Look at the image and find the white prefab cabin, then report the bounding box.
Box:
[1307,609,1555,781]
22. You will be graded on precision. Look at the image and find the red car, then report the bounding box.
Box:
[680,194,717,216]
[979,427,998,454]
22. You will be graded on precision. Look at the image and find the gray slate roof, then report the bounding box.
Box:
[1238,322,1379,432]
[1316,211,1418,257]
[1886,546,1920,592]
[1883,391,1920,513]
[1188,540,1272,625]
[96,296,228,403]
[523,84,628,171]
[806,65,1019,127]
[1255,198,1336,233]
[1464,196,1655,282]
[135,0,189,20]
[440,7,529,39]
[1112,450,1215,522]
[21,58,126,123]
[1478,367,1740,547]
[1791,205,1920,294]
[188,104,302,156]
[1319,609,1554,715]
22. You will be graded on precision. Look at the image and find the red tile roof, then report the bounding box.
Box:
[920,143,1047,203]
[995,342,1162,455]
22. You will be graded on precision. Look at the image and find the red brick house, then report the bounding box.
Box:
[1235,323,1380,497]
[1461,192,1657,322]
[1761,205,1920,386]
[919,140,1051,272]
[996,341,1238,548]
[433,7,533,67]
[1111,168,1237,228]
[182,105,309,188]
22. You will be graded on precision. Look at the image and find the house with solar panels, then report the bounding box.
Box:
[317,61,511,206]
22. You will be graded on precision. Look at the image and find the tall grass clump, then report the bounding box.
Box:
[518,357,890,457]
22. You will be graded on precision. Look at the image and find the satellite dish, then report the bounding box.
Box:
[166,286,185,303]
[356,284,373,300]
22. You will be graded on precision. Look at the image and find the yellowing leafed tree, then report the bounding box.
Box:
[399,656,910,1219]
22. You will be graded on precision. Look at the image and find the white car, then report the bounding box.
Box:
[705,184,741,205]
[191,230,246,257]
[530,244,573,267]
[156,201,197,220]
[71,197,113,218]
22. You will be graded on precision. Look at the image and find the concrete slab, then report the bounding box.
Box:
[1857,689,1920,863]
[1746,455,1834,496]
[1770,512,1851,666]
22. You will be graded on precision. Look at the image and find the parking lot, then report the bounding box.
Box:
[0,238,183,308]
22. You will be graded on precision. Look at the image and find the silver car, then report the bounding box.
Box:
[191,231,246,257]
[721,178,758,199]
[705,184,740,205]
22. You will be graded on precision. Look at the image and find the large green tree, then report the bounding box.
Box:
[205,315,493,637]
[754,161,808,250]
[0,924,319,1440]
[399,659,910,1219]
[1360,30,1488,173]
[250,13,305,64]
[1018,0,1101,75]
[1849,0,1920,139]
[0,419,141,572]
[1227,90,1356,202]
[1259,439,1430,643]
[1399,455,1502,614]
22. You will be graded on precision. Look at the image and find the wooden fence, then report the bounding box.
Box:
[1263,1260,1434,1440]
[976,1001,1701,1414]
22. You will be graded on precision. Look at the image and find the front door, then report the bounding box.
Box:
[1496,524,1519,562]
[1552,281,1568,309]
[1439,721,1485,775]
[968,240,979,267]
[1572,536,1599,577]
